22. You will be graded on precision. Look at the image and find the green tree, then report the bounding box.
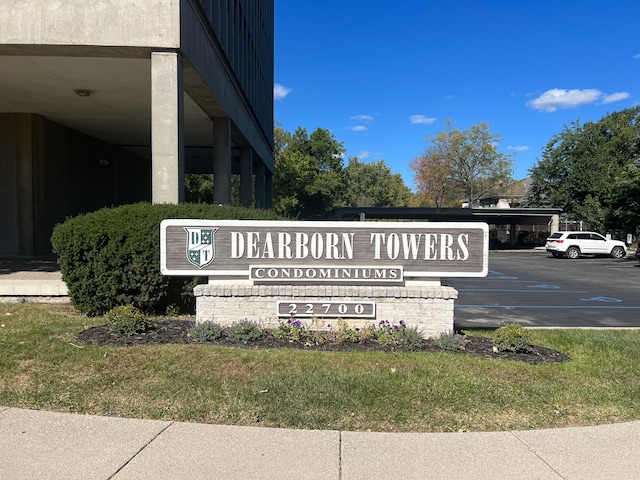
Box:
[343,158,412,207]
[273,125,346,218]
[607,160,640,235]
[411,119,514,207]
[524,106,640,232]
[185,174,213,203]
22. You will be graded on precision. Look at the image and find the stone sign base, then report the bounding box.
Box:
[194,284,458,339]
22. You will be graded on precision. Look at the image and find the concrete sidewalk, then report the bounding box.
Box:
[2,407,640,479]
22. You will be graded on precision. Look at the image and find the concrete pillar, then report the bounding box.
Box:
[550,214,559,234]
[255,163,266,209]
[213,118,232,205]
[509,220,517,247]
[239,147,253,207]
[151,52,185,204]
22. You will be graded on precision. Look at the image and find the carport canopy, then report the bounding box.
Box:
[329,207,562,227]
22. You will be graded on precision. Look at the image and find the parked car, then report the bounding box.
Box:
[636,243,640,261]
[545,231,628,259]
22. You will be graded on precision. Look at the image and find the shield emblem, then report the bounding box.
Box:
[184,227,218,268]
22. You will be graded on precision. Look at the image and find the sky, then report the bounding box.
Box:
[273,0,640,190]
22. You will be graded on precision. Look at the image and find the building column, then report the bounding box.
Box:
[550,214,559,234]
[239,147,253,207]
[151,52,185,204]
[255,163,266,208]
[213,118,232,205]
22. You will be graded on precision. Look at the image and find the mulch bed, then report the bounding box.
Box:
[76,319,571,365]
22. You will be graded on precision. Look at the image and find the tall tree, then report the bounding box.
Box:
[410,148,459,207]
[273,125,346,218]
[607,159,640,235]
[410,119,514,207]
[524,106,640,232]
[343,158,412,207]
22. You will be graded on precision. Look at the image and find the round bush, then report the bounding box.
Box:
[493,323,533,353]
[51,203,284,316]
[106,305,148,336]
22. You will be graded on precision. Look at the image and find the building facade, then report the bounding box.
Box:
[0,0,274,256]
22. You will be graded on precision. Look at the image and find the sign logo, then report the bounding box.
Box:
[184,228,218,268]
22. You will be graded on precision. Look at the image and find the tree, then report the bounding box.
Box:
[343,158,412,207]
[273,125,346,218]
[524,106,640,232]
[410,148,459,207]
[607,160,640,235]
[410,119,514,207]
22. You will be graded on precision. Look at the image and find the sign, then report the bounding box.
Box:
[277,301,376,318]
[160,220,489,281]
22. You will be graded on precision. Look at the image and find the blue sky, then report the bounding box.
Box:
[273,0,639,190]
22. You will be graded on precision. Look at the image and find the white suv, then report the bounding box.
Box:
[545,231,627,259]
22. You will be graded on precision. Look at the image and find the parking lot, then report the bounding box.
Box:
[446,250,640,329]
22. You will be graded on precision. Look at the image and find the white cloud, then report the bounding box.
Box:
[349,125,367,132]
[410,115,437,124]
[351,114,374,122]
[508,145,529,152]
[273,83,292,100]
[444,95,454,101]
[602,92,630,104]
[356,151,370,159]
[634,53,640,59]
[526,88,629,112]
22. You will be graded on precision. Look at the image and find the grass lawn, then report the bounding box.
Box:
[1,303,640,432]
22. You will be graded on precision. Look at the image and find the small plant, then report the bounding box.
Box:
[493,323,533,353]
[273,318,306,342]
[226,319,263,342]
[105,305,148,336]
[434,330,466,351]
[189,321,224,342]
[375,320,424,350]
[165,304,181,317]
[330,319,374,343]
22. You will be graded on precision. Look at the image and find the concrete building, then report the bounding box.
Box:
[0,0,274,257]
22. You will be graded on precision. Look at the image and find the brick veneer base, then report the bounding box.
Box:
[194,284,458,339]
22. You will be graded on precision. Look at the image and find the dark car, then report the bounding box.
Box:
[636,244,640,261]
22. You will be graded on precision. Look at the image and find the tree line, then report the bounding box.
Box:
[187,106,640,235]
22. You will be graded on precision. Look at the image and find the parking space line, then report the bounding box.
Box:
[456,305,640,309]
[458,289,587,293]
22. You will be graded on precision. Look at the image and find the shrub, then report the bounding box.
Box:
[189,321,225,342]
[493,323,533,353]
[105,305,148,336]
[50,203,284,316]
[226,319,263,342]
[434,331,466,351]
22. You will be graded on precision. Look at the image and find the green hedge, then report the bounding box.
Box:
[51,203,284,316]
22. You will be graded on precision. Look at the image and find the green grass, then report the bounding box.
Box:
[2,303,640,432]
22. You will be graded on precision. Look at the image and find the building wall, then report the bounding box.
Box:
[0,0,180,48]
[0,115,19,254]
[0,114,151,256]
[195,0,274,151]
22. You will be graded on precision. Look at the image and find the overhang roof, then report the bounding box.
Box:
[330,207,563,226]
[0,54,232,169]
